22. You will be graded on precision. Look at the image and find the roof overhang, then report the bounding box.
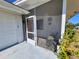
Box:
[66,0,79,20]
[0,0,30,15]
[17,0,51,10]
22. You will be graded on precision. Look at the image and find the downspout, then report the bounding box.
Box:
[61,0,67,39]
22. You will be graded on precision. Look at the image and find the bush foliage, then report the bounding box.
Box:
[57,22,79,59]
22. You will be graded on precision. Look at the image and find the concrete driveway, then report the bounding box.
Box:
[0,41,58,59]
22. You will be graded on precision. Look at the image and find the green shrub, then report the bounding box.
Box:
[57,22,76,59]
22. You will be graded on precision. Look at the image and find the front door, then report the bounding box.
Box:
[26,15,37,46]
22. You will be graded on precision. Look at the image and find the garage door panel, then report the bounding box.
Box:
[0,13,20,50]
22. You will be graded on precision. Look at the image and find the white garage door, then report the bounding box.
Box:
[0,13,23,50]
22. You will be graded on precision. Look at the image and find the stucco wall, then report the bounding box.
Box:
[0,12,23,50]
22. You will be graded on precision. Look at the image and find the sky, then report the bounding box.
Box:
[69,13,79,24]
[4,0,16,3]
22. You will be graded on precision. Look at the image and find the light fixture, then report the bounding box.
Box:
[14,0,27,5]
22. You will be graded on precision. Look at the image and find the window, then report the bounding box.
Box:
[37,19,43,30]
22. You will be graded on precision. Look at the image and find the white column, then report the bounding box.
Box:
[61,0,67,38]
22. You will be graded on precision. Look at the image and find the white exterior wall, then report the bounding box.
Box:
[0,12,23,50]
[37,15,61,38]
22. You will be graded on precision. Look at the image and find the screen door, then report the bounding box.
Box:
[26,15,37,45]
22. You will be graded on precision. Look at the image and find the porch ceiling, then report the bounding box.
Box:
[16,0,51,10]
[0,0,29,15]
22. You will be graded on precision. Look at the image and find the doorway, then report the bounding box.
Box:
[26,15,37,46]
